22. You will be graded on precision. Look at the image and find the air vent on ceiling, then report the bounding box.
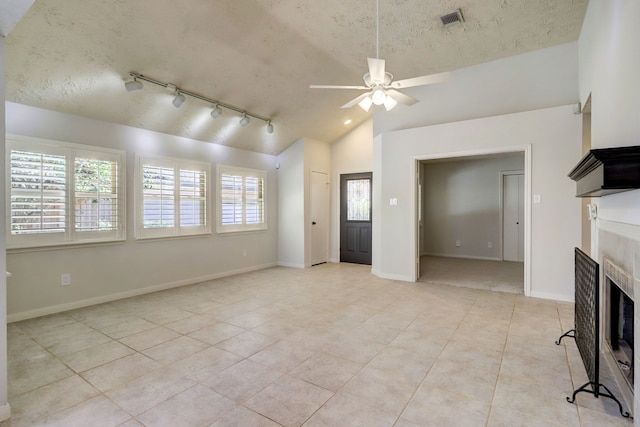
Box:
[440,9,464,27]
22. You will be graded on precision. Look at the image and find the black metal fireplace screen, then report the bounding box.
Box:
[556,247,630,418]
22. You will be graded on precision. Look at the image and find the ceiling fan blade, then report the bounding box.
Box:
[310,84,368,90]
[367,57,386,83]
[341,92,373,109]
[390,71,450,89]
[386,89,419,106]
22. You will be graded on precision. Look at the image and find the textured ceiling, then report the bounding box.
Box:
[5,0,588,155]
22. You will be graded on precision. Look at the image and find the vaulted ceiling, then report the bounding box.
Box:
[5,0,589,155]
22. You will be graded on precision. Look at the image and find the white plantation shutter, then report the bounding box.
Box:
[10,150,67,235]
[137,155,210,238]
[179,169,207,228]
[6,136,125,248]
[217,165,266,233]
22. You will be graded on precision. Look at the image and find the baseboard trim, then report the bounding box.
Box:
[423,253,502,262]
[8,263,277,323]
[0,403,11,422]
[530,290,574,303]
[276,262,305,269]
[371,270,413,282]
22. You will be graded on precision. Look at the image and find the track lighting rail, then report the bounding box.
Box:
[127,72,273,126]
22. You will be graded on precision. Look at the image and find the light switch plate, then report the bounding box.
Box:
[390,198,398,206]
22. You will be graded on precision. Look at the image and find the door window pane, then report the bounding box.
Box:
[347,179,370,221]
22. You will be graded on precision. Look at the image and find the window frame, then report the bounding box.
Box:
[5,135,126,249]
[135,154,211,239]
[216,165,267,234]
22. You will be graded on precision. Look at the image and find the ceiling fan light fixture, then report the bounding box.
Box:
[172,92,186,108]
[125,79,143,92]
[211,104,222,118]
[383,95,398,111]
[371,88,386,105]
[358,96,373,112]
[239,113,250,127]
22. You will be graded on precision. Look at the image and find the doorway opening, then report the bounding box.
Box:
[414,147,530,295]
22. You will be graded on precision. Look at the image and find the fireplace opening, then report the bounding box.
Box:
[606,278,634,390]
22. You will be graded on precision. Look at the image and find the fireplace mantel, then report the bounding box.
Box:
[568,145,640,197]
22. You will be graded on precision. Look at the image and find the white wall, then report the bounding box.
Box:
[277,137,331,268]
[374,42,579,136]
[579,0,640,226]
[303,138,331,266]
[329,119,373,262]
[422,155,524,259]
[5,102,278,320]
[277,138,305,268]
[373,105,582,301]
[0,37,10,421]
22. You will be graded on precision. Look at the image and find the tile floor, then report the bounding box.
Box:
[4,263,634,426]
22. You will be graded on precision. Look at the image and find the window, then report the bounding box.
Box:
[217,165,266,233]
[6,136,125,248]
[136,155,210,238]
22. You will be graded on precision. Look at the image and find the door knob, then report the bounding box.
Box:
[312,221,317,225]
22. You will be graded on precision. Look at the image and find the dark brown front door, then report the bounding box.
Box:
[340,173,372,265]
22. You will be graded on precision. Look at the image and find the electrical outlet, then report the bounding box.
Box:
[61,273,71,286]
[455,240,461,247]
[488,242,493,248]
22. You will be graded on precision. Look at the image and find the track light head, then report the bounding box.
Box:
[172,92,185,108]
[267,122,274,134]
[125,79,143,92]
[239,114,250,127]
[211,104,223,118]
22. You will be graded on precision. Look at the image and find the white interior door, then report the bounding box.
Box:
[503,173,524,262]
[310,171,329,266]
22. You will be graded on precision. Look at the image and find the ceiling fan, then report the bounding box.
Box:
[309,0,450,112]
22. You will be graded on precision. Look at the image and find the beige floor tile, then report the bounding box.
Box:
[340,366,420,416]
[323,333,385,365]
[81,353,162,392]
[118,326,181,351]
[215,331,278,358]
[138,384,236,427]
[209,406,283,427]
[45,330,113,357]
[99,318,157,339]
[249,339,316,372]
[105,368,195,415]
[60,340,134,373]
[488,405,576,427]
[290,352,362,392]
[203,359,282,402]
[401,385,491,427]
[169,347,243,382]
[141,307,194,325]
[164,314,217,334]
[8,375,99,423]
[188,322,245,345]
[366,346,435,384]
[9,356,74,398]
[34,395,130,427]
[142,335,208,364]
[577,405,633,427]
[118,420,145,427]
[245,375,333,427]
[302,392,397,427]
[492,374,580,427]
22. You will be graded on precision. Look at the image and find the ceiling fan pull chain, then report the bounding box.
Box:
[376,0,380,59]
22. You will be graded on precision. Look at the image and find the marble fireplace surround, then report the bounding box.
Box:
[597,221,640,416]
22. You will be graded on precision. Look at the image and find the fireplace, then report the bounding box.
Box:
[605,276,634,389]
